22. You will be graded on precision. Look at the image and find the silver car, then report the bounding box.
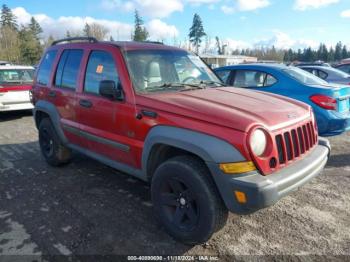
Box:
[299,65,350,85]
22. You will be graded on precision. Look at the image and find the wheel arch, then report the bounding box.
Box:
[142,126,246,181]
[33,100,68,145]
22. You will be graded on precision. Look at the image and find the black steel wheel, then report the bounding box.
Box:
[38,118,71,166]
[151,155,228,245]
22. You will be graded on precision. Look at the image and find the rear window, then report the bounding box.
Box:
[37,50,57,86]
[283,67,328,85]
[0,69,34,85]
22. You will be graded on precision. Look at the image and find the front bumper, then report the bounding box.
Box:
[207,138,331,214]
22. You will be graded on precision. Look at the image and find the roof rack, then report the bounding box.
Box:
[140,41,164,45]
[51,37,98,46]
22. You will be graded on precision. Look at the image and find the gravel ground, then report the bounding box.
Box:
[0,111,349,261]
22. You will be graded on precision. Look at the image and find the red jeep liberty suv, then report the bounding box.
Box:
[32,37,330,244]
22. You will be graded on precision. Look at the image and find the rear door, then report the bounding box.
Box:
[50,49,84,146]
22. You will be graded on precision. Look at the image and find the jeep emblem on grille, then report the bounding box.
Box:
[287,113,297,119]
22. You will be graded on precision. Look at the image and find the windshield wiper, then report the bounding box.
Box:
[198,80,226,87]
[145,82,205,92]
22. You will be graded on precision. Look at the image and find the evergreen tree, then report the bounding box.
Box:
[28,17,42,39]
[189,13,206,54]
[342,45,348,59]
[216,36,224,55]
[83,23,92,37]
[18,26,42,64]
[1,4,18,30]
[328,47,335,62]
[133,10,149,42]
[335,42,343,61]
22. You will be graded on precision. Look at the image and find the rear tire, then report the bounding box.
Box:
[38,118,71,166]
[151,155,228,245]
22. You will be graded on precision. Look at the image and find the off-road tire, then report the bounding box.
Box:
[38,118,71,166]
[151,155,228,245]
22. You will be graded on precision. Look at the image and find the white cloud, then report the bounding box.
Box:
[12,7,179,42]
[236,0,270,11]
[147,19,179,41]
[220,0,270,15]
[186,0,219,3]
[294,0,339,11]
[221,5,235,14]
[341,9,350,18]
[254,31,319,49]
[101,0,183,18]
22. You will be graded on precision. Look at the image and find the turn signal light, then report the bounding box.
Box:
[234,191,247,204]
[220,161,256,174]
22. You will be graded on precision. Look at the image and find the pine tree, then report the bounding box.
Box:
[189,13,206,54]
[215,36,223,55]
[133,10,149,42]
[328,47,335,62]
[84,23,92,37]
[29,17,42,40]
[188,14,206,54]
[342,45,348,60]
[19,26,42,64]
[1,4,18,30]
[335,42,343,61]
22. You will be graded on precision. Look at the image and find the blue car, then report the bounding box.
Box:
[214,64,350,136]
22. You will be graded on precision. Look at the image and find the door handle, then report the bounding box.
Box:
[79,99,93,108]
[48,90,56,98]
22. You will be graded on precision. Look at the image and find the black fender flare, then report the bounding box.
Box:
[142,125,246,176]
[33,100,68,145]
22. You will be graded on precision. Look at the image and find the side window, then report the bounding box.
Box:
[215,70,231,83]
[264,74,277,86]
[317,70,327,79]
[55,49,83,89]
[84,50,119,95]
[37,50,57,86]
[233,70,277,88]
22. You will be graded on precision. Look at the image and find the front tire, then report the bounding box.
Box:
[151,155,228,245]
[38,118,71,166]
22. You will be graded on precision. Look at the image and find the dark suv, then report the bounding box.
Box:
[32,37,330,244]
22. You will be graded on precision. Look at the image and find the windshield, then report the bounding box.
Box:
[283,66,328,85]
[123,49,223,93]
[0,69,34,85]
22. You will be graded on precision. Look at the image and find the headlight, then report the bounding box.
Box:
[250,129,267,157]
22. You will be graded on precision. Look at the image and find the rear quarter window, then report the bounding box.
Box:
[37,50,57,86]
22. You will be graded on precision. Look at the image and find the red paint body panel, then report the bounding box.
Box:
[0,85,32,92]
[32,41,316,175]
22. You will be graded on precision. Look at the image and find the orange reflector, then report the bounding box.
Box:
[219,161,256,174]
[234,191,247,204]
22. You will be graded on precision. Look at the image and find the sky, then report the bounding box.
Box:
[6,0,350,52]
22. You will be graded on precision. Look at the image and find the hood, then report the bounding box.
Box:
[137,87,311,132]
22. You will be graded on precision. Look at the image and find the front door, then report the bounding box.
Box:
[76,48,137,167]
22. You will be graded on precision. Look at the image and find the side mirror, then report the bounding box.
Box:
[99,80,123,101]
